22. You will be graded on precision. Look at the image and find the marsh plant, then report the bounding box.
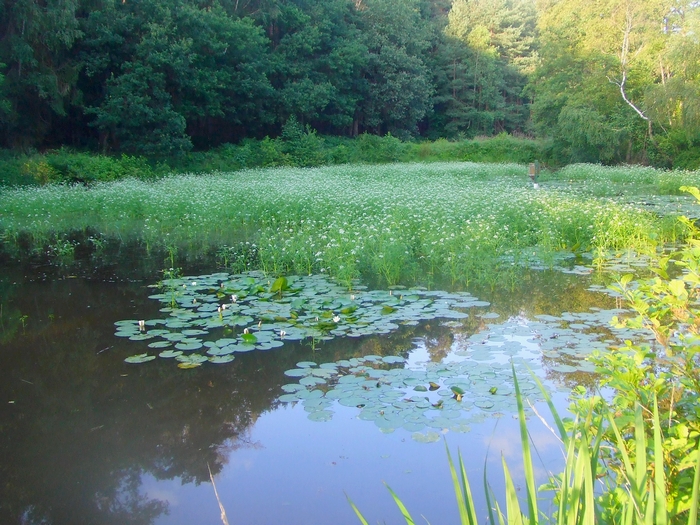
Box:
[0,163,678,287]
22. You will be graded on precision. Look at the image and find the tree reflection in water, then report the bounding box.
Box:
[0,256,613,524]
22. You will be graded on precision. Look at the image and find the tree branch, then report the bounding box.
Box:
[607,71,649,121]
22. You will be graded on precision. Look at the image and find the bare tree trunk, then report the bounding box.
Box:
[607,5,651,135]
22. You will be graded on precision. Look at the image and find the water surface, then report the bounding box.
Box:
[0,257,617,524]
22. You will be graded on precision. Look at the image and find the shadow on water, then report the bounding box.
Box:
[0,247,617,525]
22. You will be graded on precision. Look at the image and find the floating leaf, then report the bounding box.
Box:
[285,368,311,377]
[209,355,235,364]
[177,362,202,369]
[148,340,172,349]
[412,431,441,443]
[124,353,156,364]
[308,410,334,422]
[241,333,257,344]
[158,350,183,358]
[175,342,203,351]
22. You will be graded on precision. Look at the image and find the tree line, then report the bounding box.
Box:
[0,0,698,166]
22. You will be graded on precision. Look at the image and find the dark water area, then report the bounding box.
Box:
[0,252,616,525]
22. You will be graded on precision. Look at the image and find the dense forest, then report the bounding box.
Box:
[0,0,698,166]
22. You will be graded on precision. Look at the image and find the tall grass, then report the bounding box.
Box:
[543,164,700,197]
[0,163,668,286]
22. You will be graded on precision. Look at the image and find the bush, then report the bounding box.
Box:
[353,133,407,163]
[1,134,552,187]
[16,148,157,185]
[280,117,329,167]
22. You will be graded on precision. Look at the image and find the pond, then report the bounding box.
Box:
[0,251,652,525]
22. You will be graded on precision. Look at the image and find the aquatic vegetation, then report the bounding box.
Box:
[0,162,672,286]
[116,271,482,368]
[280,355,541,439]
[276,298,654,435]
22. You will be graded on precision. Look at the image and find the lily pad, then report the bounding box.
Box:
[117,271,505,367]
[412,431,441,443]
[158,350,183,358]
[209,355,235,364]
[124,353,156,364]
[308,410,334,422]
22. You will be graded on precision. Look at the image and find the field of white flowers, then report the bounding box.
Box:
[0,162,683,286]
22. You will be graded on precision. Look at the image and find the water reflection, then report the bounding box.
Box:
[0,257,618,525]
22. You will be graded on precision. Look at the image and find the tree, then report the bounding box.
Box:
[645,2,700,167]
[431,0,536,138]
[530,0,674,164]
[356,0,433,137]
[0,0,82,148]
[262,0,368,135]
[81,0,274,153]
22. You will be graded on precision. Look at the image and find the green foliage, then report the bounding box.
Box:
[530,0,700,167]
[82,0,274,155]
[459,133,543,164]
[0,0,698,167]
[0,162,671,288]
[571,187,700,523]
[0,0,82,147]
[18,149,156,185]
[279,117,328,167]
[357,0,433,137]
[434,0,536,138]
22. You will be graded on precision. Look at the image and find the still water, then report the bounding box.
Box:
[0,255,618,525]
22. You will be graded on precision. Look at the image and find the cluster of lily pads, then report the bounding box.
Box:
[115,271,488,368]
[279,355,541,443]
[276,296,655,441]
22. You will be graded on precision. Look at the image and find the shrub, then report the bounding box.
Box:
[280,117,329,167]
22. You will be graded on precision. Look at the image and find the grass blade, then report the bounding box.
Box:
[445,442,478,525]
[577,433,595,525]
[485,461,499,525]
[512,363,538,522]
[502,456,525,525]
[652,398,668,525]
[688,433,700,525]
[384,483,417,525]
[346,494,370,525]
[634,404,647,505]
[529,370,568,446]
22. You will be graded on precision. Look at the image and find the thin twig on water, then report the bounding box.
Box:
[208,463,230,525]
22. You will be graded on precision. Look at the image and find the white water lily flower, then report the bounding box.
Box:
[333,315,340,323]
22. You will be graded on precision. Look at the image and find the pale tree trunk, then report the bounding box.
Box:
[607,5,652,134]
